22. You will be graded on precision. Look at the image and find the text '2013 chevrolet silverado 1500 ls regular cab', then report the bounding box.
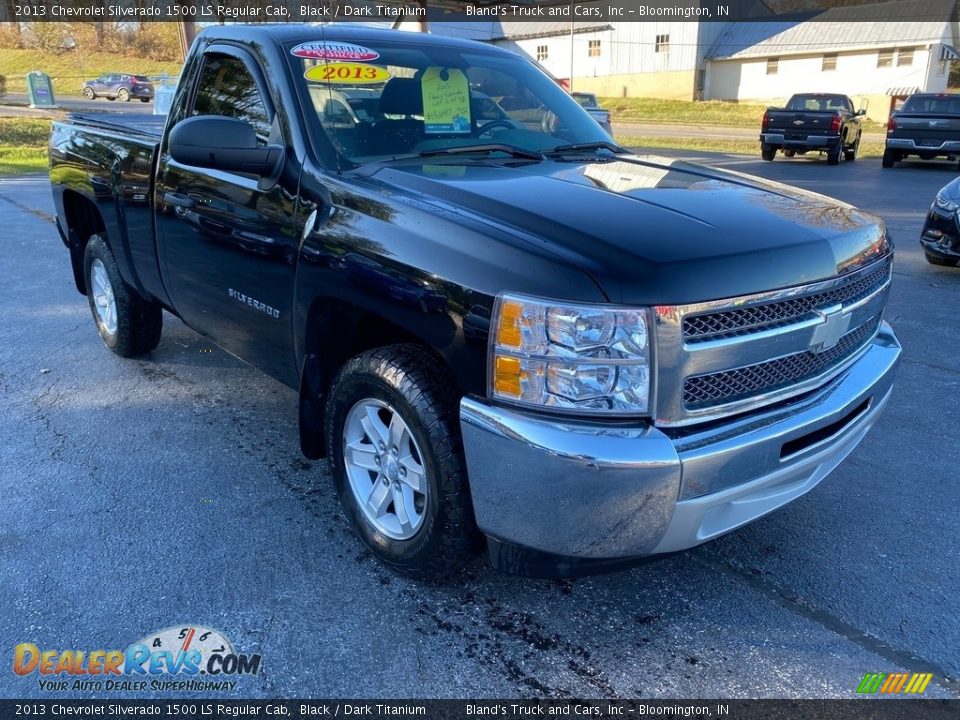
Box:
[50,25,901,578]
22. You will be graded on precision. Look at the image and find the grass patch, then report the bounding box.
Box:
[602,96,887,134]
[0,118,51,175]
[0,48,180,95]
[615,134,886,159]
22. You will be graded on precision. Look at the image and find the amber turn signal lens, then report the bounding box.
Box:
[496,300,523,349]
[493,355,523,397]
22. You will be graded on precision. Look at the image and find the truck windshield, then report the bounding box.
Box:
[288,37,612,166]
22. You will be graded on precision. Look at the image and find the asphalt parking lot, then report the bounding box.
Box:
[1,150,958,700]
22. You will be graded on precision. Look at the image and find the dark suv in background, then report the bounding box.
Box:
[82,74,154,103]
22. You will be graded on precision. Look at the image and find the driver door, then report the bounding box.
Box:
[155,46,300,385]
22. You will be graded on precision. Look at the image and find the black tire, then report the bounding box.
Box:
[82,87,95,100]
[761,147,775,161]
[827,141,841,165]
[783,149,795,158]
[845,133,861,161]
[106,96,115,101]
[117,88,130,102]
[325,345,481,578]
[140,97,150,103]
[882,149,897,168]
[924,250,959,267]
[83,234,162,358]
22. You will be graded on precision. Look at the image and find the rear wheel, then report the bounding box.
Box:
[783,149,796,158]
[325,345,481,578]
[117,88,130,102]
[82,87,95,100]
[827,141,842,165]
[140,97,150,103]
[924,250,958,267]
[882,149,897,168]
[761,146,775,161]
[83,234,162,357]
[845,133,861,161]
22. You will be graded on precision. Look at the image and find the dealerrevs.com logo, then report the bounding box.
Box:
[13,626,262,692]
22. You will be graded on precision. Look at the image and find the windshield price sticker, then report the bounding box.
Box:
[291,41,379,62]
[422,68,471,135]
[305,63,391,85]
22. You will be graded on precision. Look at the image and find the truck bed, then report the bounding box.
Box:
[66,112,166,140]
[50,112,167,309]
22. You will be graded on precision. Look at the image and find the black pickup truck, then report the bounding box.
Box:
[50,25,900,578]
[760,93,865,164]
[883,92,960,168]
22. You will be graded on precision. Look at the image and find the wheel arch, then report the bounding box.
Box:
[297,297,457,460]
[61,189,106,295]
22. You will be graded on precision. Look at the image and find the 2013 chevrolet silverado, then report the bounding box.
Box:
[760,93,864,164]
[50,25,901,578]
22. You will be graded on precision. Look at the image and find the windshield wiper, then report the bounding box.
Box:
[544,141,627,156]
[417,144,544,160]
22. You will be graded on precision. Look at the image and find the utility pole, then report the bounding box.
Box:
[178,21,197,62]
[569,7,574,92]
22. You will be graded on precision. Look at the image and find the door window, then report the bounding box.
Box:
[192,55,273,144]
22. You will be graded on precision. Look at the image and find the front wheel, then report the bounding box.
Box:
[783,149,796,158]
[82,87,95,100]
[325,345,481,578]
[84,234,162,357]
[924,250,958,267]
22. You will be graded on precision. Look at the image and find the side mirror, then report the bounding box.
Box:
[168,116,282,177]
[856,108,867,116]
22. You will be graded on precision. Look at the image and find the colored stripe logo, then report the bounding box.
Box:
[857,672,933,694]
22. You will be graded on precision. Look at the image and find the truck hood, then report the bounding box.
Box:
[365,153,888,305]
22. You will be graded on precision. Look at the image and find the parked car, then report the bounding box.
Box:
[883,92,960,167]
[920,177,960,266]
[760,93,864,164]
[571,92,612,134]
[50,25,900,579]
[82,74,154,102]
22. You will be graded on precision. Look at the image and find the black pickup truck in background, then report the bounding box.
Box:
[50,25,900,579]
[760,93,865,164]
[883,92,960,168]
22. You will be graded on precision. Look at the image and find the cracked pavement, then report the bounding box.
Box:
[0,155,958,699]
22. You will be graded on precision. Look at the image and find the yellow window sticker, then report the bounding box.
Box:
[304,63,391,85]
[421,68,471,134]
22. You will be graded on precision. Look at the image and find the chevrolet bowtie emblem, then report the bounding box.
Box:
[809,305,852,353]
[793,119,805,125]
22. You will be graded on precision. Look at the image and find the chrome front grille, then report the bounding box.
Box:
[683,315,882,409]
[682,259,891,342]
[654,254,893,427]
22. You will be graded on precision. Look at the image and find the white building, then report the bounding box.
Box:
[397,18,748,99]
[496,22,732,99]
[704,0,959,122]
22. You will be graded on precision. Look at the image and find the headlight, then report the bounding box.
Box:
[935,190,958,212]
[489,293,652,415]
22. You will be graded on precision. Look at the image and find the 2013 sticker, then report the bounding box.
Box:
[291,41,379,62]
[304,63,391,85]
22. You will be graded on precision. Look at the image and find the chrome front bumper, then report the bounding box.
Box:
[460,323,900,568]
